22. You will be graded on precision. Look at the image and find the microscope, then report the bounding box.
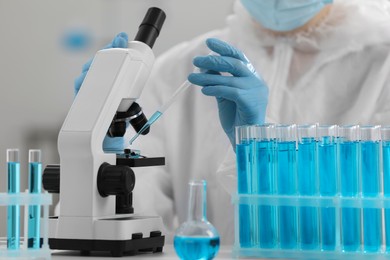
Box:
[42,7,166,257]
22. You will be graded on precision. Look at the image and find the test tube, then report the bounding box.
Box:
[382,127,390,252]
[360,126,381,252]
[275,124,297,249]
[318,125,338,250]
[7,149,20,250]
[338,125,361,251]
[236,125,254,247]
[28,149,42,249]
[297,124,318,250]
[254,124,277,248]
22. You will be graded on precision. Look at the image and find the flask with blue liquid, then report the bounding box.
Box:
[174,180,220,260]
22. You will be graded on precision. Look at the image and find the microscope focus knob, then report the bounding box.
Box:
[42,164,60,193]
[97,162,136,197]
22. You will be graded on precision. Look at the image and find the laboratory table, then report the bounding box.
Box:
[51,245,251,260]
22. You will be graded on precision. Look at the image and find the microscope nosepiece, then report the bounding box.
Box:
[107,102,150,137]
[130,113,150,135]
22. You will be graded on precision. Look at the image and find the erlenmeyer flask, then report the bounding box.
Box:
[174,180,220,260]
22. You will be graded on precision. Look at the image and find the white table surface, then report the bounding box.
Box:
[51,245,238,260]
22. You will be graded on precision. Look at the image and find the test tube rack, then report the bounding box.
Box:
[232,194,390,260]
[0,192,52,260]
[233,124,390,259]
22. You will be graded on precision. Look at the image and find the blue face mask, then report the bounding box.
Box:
[240,0,333,32]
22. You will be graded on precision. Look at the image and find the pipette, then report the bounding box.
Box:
[129,79,192,145]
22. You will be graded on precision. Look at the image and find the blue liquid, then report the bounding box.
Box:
[318,137,337,250]
[361,141,381,252]
[256,140,277,248]
[383,141,390,251]
[174,236,220,260]
[236,141,253,247]
[339,141,361,251]
[129,111,162,145]
[277,141,297,249]
[298,138,318,249]
[7,162,20,250]
[28,162,42,249]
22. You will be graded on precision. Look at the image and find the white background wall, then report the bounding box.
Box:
[0,0,235,235]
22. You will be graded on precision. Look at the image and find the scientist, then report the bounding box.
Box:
[74,0,390,244]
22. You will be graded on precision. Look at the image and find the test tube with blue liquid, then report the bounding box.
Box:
[7,149,20,250]
[297,124,319,250]
[254,124,277,248]
[236,125,254,247]
[28,149,42,249]
[275,124,297,249]
[317,125,338,251]
[382,126,390,252]
[360,126,381,252]
[339,125,361,251]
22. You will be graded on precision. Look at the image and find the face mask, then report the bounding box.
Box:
[240,0,333,32]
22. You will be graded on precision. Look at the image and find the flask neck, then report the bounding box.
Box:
[187,180,207,222]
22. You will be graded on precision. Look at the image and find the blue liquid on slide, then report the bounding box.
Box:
[236,141,253,247]
[339,141,361,251]
[7,162,20,249]
[361,141,381,252]
[174,236,220,260]
[256,140,277,248]
[318,137,337,250]
[383,141,390,251]
[277,141,297,249]
[28,162,42,249]
[298,137,318,249]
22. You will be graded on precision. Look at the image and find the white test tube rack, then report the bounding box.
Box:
[0,192,52,260]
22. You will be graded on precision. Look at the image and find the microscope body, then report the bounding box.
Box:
[45,8,166,257]
[58,42,152,219]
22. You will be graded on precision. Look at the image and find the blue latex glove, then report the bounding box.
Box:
[73,32,129,151]
[188,38,269,148]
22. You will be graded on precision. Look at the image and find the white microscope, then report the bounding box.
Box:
[42,7,166,257]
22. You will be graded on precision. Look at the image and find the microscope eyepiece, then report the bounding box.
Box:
[134,7,166,49]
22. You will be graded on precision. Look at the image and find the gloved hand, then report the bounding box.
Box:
[74,32,129,151]
[188,38,269,148]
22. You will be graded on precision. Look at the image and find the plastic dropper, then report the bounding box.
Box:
[129,79,192,145]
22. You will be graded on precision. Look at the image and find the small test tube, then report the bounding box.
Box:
[318,125,338,250]
[338,125,361,251]
[7,149,20,250]
[360,126,381,252]
[382,127,390,252]
[297,124,318,249]
[275,124,297,249]
[236,125,254,247]
[28,149,42,249]
[254,124,277,248]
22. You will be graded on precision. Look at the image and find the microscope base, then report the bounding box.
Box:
[49,234,164,257]
[48,215,165,257]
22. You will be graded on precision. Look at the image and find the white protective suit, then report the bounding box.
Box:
[132,0,390,245]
